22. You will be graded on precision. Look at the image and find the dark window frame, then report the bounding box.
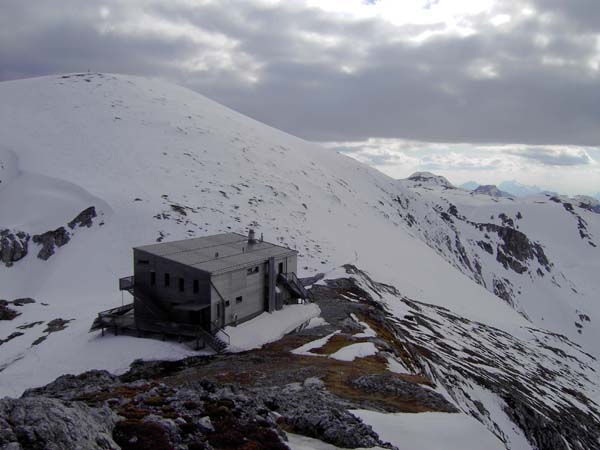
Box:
[164,273,170,287]
[247,266,259,275]
[236,296,243,304]
[193,279,199,294]
[179,278,185,293]
[278,262,284,273]
[150,271,156,286]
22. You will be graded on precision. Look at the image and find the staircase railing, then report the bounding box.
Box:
[279,272,311,300]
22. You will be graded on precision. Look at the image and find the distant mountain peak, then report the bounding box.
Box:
[472,184,512,198]
[497,180,543,197]
[407,171,455,189]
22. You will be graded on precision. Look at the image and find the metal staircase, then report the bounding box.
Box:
[98,275,230,353]
[277,272,310,299]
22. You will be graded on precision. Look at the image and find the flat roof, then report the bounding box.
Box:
[134,232,296,275]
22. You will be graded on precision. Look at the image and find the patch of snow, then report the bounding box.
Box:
[386,356,411,374]
[351,409,506,450]
[225,304,321,352]
[350,313,377,338]
[304,316,329,329]
[291,331,340,356]
[329,342,378,361]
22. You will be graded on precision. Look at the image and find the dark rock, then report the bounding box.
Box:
[113,420,174,450]
[493,278,514,307]
[475,222,550,274]
[12,297,35,306]
[0,331,24,346]
[0,301,20,321]
[477,240,493,255]
[31,336,47,346]
[44,318,73,333]
[16,321,44,330]
[32,227,70,260]
[0,229,30,267]
[68,206,97,229]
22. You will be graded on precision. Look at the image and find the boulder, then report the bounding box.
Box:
[0,397,118,450]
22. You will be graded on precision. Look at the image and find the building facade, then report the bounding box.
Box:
[128,231,302,334]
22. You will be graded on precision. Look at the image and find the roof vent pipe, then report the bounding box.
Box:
[248,229,257,245]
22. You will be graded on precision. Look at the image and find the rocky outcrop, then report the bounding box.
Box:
[23,372,394,450]
[0,300,21,321]
[493,278,515,307]
[0,230,29,267]
[351,374,457,413]
[0,397,118,450]
[68,206,97,229]
[341,266,600,450]
[32,227,70,260]
[475,223,550,274]
[1,206,98,265]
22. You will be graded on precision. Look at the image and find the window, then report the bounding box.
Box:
[164,273,170,287]
[278,262,284,273]
[193,280,199,294]
[137,259,149,265]
[150,271,156,286]
[179,278,185,293]
[225,300,230,307]
[247,266,259,275]
[236,296,243,304]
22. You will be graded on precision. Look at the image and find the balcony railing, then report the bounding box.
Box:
[119,275,134,291]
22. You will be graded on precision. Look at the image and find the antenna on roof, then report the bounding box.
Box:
[248,229,257,245]
[260,233,264,242]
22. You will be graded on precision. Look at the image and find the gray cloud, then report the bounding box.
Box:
[507,147,595,166]
[2,0,600,148]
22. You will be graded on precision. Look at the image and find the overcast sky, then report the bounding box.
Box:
[1,0,599,195]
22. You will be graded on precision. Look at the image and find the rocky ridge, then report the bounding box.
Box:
[0,206,98,266]
[3,267,599,450]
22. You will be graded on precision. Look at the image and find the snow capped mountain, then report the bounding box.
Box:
[460,180,552,198]
[396,178,600,349]
[406,171,455,189]
[0,73,599,450]
[497,180,544,197]
[472,184,512,198]
[0,73,524,392]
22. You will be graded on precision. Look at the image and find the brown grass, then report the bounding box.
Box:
[75,383,155,405]
[356,312,423,375]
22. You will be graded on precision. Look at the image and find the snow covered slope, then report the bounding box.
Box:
[0,73,537,397]
[0,73,598,450]
[397,174,600,351]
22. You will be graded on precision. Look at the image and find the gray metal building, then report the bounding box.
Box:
[111,231,307,346]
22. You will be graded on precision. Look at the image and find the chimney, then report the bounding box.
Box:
[248,229,257,245]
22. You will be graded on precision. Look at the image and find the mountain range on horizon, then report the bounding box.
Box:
[460,180,557,197]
